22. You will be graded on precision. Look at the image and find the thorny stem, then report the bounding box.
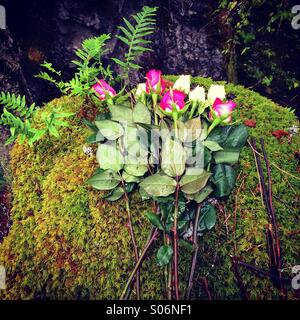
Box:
[260,139,286,299]
[120,228,159,300]
[173,178,180,300]
[251,138,286,299]
[163,232,169,298]
[186,203,202,300]
[230,255,249,300]
[198,277,212,300]
[167,236,172,300]
[123,183,140,300]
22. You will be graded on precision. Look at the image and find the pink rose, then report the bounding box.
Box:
[92,80,116,101]
[209,98,237,123]
[145,69,166,95]
[160,90,186,114]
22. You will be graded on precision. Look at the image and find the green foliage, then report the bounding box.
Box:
[112,6,157,80]
[36,34,112,97]
[0,91,74,145]
[0,78,299,300]
[198,203,217,233]
[217,1,300,95]
[0,92,36,145]
[157,245,173,267]
[37,6,158,96]
[0,92,36,119]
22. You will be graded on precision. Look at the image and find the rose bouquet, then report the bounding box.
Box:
[86,71,249,300]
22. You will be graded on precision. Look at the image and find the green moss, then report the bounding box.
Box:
[0,78,299,299]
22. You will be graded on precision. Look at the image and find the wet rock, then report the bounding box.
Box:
[0,0,225,103]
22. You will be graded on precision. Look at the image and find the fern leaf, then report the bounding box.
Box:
[112,6,158,80]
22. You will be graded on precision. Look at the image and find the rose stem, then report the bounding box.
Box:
[173,178,180,300]
[185,203,202,300]
[120,228,158,300]
[230,256,249,300]
[173,114,178,139]
[123,184,140,300]
[163,232,170,298]
[189,102,197,119]
[166,235,173,299]
[260,139,286,299]
[152,94,158,125]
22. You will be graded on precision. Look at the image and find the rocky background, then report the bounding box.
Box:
[0,0,225,105]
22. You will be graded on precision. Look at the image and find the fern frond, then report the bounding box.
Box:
[113,6,158,79]
[0,92,36,123]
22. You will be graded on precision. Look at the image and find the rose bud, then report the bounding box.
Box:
[92,79,116,101]
[173,75,191,94]
[136,83,146,97]
[160,90,186,115]
[189,85,206,104]
[145,69,166,95]
[135,83,147,103]
[207,84,226,103]
[209,98,237,124]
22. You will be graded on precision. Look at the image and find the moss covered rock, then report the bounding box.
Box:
[0,77,299,300]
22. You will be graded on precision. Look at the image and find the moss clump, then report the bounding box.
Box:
[0,78,299,299]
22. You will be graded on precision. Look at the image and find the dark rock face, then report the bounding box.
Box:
[0,0,224,104]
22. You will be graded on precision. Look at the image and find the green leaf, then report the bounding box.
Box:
[86,131,105,144]
[123,125,140,150]
[135,122,160,131]
[122,18,136,34]
[48,125,60,138]
[139,173,177,197]
[122,171,141,183]
[206,126,233,145]
[186,184,214,203]
[178,118,202,142]
[180,170,211,195]
[86,169,121,191]
[95,120,124,140]
[203,140,224,152]
[223,124,249,150]
[124,164,148,177]
[198,203,217,232]
[102,187,125,201]
[212,164,236,197]
[161,137,186,177]
[157,245,173,266]
[133,102,151,124]
[214,150,240,164]
[179,239,194,252]
[110,105,133,123]
[146,212,164,230]
[111,58,127,68]
[125,183,136,194]
[96,143,124,172]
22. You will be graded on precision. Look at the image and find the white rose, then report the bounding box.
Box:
[189,85,206,103]
[173,75,190,94]
[135,83,146,98]
[207,84,226,103]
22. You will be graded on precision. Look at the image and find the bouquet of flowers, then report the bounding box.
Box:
[0,5,248,300]
[86,70,249,300]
